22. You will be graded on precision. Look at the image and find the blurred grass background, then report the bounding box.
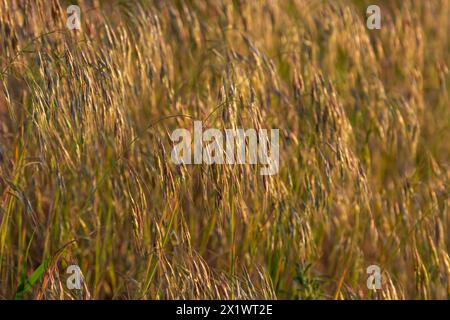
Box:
[0,0,449,299]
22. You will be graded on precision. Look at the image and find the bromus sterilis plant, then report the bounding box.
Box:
[0,0,449,300]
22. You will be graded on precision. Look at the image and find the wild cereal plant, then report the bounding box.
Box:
[0,0,449,299]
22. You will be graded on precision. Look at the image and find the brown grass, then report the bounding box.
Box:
[0,0,449,299]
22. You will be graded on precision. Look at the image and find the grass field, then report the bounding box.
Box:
[0,0,449,299]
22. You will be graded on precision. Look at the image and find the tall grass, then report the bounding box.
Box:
[0,0,449,299]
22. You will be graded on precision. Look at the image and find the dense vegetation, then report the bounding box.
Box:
[0,0,449,299]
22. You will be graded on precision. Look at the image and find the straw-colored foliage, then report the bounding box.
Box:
[0,0,449,299]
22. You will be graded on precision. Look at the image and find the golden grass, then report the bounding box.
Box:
[0,0,449,299]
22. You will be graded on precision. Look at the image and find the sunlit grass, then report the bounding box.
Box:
[0,0,449,299]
